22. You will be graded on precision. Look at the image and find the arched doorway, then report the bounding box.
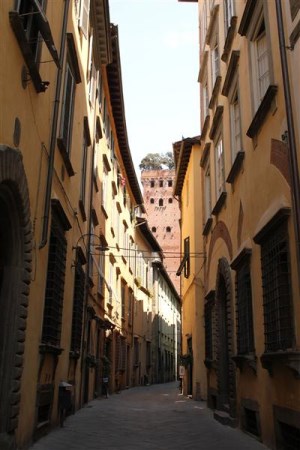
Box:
[215,258,236,422]
[0,146,32,448]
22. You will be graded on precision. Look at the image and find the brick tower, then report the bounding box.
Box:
[141,169,180,293]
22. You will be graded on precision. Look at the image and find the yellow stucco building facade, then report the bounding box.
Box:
[176,1,300,449]
[0,1,181,449]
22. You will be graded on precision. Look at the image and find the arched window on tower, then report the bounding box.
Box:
[166,226,171,232]
[152,226,157,233]
[159,199,163,206]
[150,198,155,204]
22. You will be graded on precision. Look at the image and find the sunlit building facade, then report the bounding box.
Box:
[0,1,181,448]
[177,0,300,448]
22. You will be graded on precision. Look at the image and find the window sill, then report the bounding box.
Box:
[226,151,245,184]
[204,358,217,370]
[209,76,222,110]
[200,115,210,141]
[246,85,278,138]
[211,191,227,216]
[78,199,87,222]
[69,350,80,360]
[260,350,300,379]
[232,354,257,374]
[39,343,63,356]
[203,217,213,236]
[101,204,109,219]
[221,16,238,62]
[57,138,75,176]
[139,285,150,296]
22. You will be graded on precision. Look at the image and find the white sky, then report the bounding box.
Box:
[109,0,200,177]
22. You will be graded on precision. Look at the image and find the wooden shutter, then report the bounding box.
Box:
[79,0,90,38]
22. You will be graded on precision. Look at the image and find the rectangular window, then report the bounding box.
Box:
[249,15,270,110]
[236,261,255,355]
[211,40,220,86]
[215,136,225,198]
[134,337,139,366]
[184,236,190,278]
[203,80,209,118]
[146,342,151,367]
[102,167,108,213]
[17,0,46,62]
[42,212,67,347]
[59,59,76,155]
[224,0,234,32]
[97,249,105,298]
[260,221,293,351]
[121,281,126,320]
[230,88,242,160]
[80,130,88,208]
[128,289,133,326]
[70,256,85,355]
[204,163,212,222]
[79,0,90,38]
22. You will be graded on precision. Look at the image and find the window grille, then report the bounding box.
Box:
[42,215,67,347]
[244,408,260,437]
[134,337,139,366]
[37,384,54,425]
[236,263,254,355]
[279,421,300,450]
[261,221,293,352]
[70,262,85,354]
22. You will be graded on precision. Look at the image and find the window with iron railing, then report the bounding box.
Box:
[236,261,255,355]
[42,213,67,347]
[134,337,139,366]
[260,221,294,352]
[70,259,85,355]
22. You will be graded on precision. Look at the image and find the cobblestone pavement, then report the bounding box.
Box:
[29,382,269,450]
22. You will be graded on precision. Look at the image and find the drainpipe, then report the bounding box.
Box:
[275,0,300,282]
[40,0,70,248]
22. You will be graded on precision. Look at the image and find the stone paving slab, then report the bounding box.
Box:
[29,382,269,450]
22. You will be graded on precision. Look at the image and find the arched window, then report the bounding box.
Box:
[150,180,155,187]
[150,198,155,204]
[168,180,173,187]
[166,226,171,232]
[152,226,157,233]
[168,198,173,204]
[159,199,163,206]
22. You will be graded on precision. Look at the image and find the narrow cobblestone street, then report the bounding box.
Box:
[29,382,269,450]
